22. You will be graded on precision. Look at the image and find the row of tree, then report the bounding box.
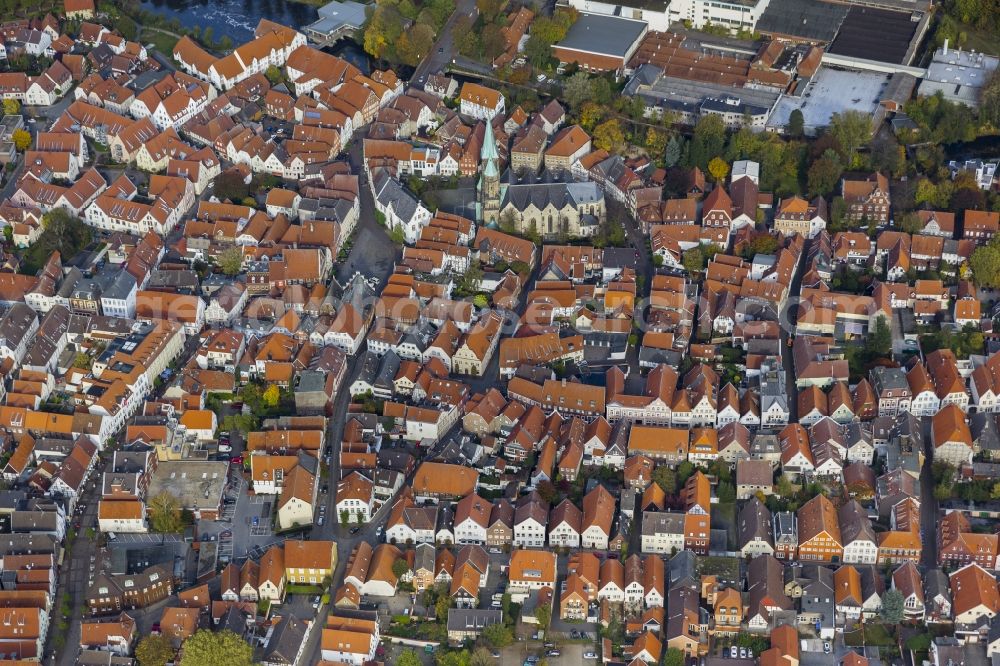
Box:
[136,629,253,666]
[362,0,456,66]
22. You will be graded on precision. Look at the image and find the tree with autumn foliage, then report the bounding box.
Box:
[707,156,729,182]
[262,384,281,408]
[592,119,624,152]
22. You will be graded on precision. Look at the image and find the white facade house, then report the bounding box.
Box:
[370,170,432,245]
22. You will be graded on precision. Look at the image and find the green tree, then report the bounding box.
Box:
[969,236,1000,288]
[676,460,695,487]
[786,108,804,137]
[389,225,406,245]
[436,594,451,622]
[828,110,871,168]
[688,114,726,170]
[879,588,905,624]
[12,129,30,152]
[397,22,436,66]
[867,317,892,357]
[523,34,552,68]
[212,170,250,202]
[482,623,514,648]
[458,261,484,294]
[392,558,409,578]
[664,135,682,167]
[178,629,253,666]
[563,72,593,110]
[363,5,404,60]
[534,602,552,630]
[437,651,473,666]
[476,0,506,19]
[264,65,282,84]
[717,481,736,503]
[536,480,558,504]
[664,648,686,666]
[682,245,719,274]
[136,634,174,666]
[807,149,843,197]
[741,234,780,259]
[896,212,922,234]
[777,474,794,497]
[148,491,183,533]
[652,465,677,494]
[983,68,1000,129]
[398,649,423,666]
[471,649,495,666]
[682,247,705,274]
[217,246,243,276]
[482,24,507,61]
[37,208,92,262]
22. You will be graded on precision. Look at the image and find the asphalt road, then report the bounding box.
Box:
[411,0,479,86]
[296,126,402,666]
[919,415,939,567]
[51,466,102,666]
[780,237,812,423]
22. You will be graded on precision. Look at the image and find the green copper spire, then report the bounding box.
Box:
[481,120,499,163]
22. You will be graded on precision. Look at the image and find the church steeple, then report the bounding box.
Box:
[479,120,501,226]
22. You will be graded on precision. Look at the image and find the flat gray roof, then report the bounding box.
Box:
[768,66,887,132]
[148,461,228,511]
[557,12,647,58]
[757,0,847,42]
[305,0,367,35]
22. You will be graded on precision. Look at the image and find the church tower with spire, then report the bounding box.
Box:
[478,120,501,227]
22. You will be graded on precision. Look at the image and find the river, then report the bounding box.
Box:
[138,0,371,71]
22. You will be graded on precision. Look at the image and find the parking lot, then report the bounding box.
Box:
[501,640,590,665]
[190,455,288,563]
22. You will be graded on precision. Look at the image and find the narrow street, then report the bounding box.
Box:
[919,415,939,567]
[780,237,811,423]
[50,481,102,666]
[297,126,402,665]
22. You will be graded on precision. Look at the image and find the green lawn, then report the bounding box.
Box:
[957,24,1000,55]
[697,554,740,580]
[143,29,179,56]
[845,624,896,647]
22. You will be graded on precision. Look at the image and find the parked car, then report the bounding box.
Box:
[584,652,598,660]
[824,643,831,654]
[731,647,739,658]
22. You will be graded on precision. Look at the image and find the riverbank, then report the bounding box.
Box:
[137,0,320,44]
